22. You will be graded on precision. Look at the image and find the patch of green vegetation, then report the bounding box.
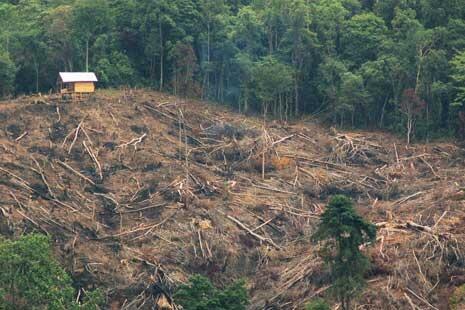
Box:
[0,234,103,310]
[173,275,249,310]
[305,298,330,310]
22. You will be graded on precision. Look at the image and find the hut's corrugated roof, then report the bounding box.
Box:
[59,72,98,83]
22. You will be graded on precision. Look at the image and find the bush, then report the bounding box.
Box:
[174,275,249,310]
[305,298,330,310]
[0,234,103,310]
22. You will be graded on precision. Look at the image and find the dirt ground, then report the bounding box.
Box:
[1,89,465,309]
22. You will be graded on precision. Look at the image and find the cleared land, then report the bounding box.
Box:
[1,90,464,309]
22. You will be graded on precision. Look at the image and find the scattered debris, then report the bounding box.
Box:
[0,90,464,309]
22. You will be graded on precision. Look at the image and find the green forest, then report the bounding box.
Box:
[1,0,465,141]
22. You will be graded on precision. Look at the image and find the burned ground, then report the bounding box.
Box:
[1,89,465,309]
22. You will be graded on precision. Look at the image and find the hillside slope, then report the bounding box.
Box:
[1,90,465,309]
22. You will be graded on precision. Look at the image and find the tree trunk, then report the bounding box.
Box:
[379,96,388,127]
[159,19,164,91]
[352,109,355,128]
[35,62,39,93]
[268,26,273,55]
[294,77,299,116]
[284,97,290,122]
[32,56,39,93]
[173,65,177,97]
[85,38,89,72]
[207,22,211,98]
[407,117,412,145]
[67,59,73,72]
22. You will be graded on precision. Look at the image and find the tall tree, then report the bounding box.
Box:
[72,0,113,72]
[282,0,316,115]
[341,12,387,67]
[313,195,376,310]
[450,50,465,108]
[43,5,76,72]
[138,0,178,90]
[252,56,294,119]
[0,52,16,96]
[400,88,426,145]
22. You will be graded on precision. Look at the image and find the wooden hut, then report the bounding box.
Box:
[57,72,98,99]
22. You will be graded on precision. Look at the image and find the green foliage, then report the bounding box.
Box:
[0,52,16,96]
[174,275,249,310]
[450,50,465,108]
[305,298,330,310]
[0,234,103,310]
[252,56,294,109]
[96,52,135,87]
[313,195,376,310]
[342,12,387,66]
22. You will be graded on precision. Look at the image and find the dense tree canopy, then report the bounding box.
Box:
[1,0,465,140]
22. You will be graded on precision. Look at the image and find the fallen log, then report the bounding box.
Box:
[57,160,96,186]
[220,211,281,250]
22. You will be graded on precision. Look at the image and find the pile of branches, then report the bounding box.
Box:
[329,133,387,165]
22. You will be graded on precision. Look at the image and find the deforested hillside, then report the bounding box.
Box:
[1,90,465,309]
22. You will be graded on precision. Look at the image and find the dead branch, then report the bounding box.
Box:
[404,292,419,310]
[15,131,28,142]
[391,192,424,206]
[83,141,103,180]
[252,183,296,195]
[222,212,281,249]
[0,167,35,193]
[419,157,440,179]
[31,156,56,198]
[118,133,147,150]
[56,106,61,122]
[57,160,96,186]
[405,287,438,310]
[68,120,85,154]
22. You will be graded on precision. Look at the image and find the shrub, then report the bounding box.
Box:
[305,298,330,310]
[174,275,249,310]
[0,234,103,310]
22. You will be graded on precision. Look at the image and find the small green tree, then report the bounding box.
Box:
[313,195,376,310]
[174,275,249,310]
[0,234,103,310]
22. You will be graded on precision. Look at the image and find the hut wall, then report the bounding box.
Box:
[74,82,95,93]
